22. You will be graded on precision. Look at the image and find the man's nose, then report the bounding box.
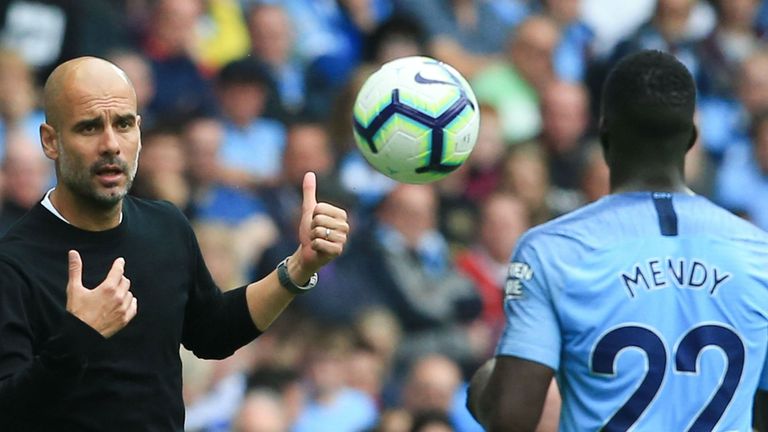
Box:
[99,126,121,155]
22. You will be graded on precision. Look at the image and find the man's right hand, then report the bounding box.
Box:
[65,250,137,338]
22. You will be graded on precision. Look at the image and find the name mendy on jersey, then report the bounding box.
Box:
[620,258,732,299]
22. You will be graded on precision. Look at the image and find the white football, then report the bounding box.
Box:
[352,56,480,184]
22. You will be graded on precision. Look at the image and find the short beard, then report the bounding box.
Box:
[57,149,135,209]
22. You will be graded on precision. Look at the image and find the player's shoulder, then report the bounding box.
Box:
[518,192,768,252]
[676,193,768,244]
[516,197,617,253]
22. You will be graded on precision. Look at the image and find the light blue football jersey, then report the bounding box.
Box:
[497,192,768,431]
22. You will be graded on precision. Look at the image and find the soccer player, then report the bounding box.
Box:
[0,57,349,430]
[467,50,768,431]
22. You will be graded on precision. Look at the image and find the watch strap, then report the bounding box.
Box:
[276,258,317,294]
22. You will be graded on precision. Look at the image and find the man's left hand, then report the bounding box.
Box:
[292,172,349,283]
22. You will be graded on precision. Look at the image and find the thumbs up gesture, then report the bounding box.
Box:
[65,250,138,338]
[292,172,350,283]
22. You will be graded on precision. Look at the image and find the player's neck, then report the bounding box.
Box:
[50,187,123,231]
[610,168,692,195]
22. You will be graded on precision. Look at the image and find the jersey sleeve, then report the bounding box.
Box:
[495,235,561,371]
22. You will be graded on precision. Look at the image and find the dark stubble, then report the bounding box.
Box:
[57,145,137,209]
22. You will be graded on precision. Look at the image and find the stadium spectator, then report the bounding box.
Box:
[715,109,768,230]
[538,80,592,193]
[696,0,761,99]
[215,57,286,190]
[579,0,656,57]
[194,222,249,289]
[231,389,290,432]
[696,47,768,160]
[695,0,762,157]
[402,355,462,419]
[107,50,158,130]
[291,328,379,432]
[456,193,530,335]
[346,343,388,405]
[353,306,403,391]
[282,0,391,119]
[0,135,52,235]
[400,354,485,432]
[499,143,554,224]
[131,127,190,208]
[349,184,480,368]
[471,15,560,144]
[607,0,705,75]
[0,49,45,159]
[460,105,506,203]
[184,117,272,227]
[541,0,595,82]
[395,0,514,77]
[245,364,307,428]
[374,408,414,432]
[246,3,308,120]
[142,0,217,121]
[410,410,456,432]
[195,0,251,71]
[363,14,429,65]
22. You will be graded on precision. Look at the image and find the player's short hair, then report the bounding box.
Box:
[601,50,695,140]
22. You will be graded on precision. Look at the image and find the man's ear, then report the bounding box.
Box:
[40,123,59,161]
[687,125,698,151]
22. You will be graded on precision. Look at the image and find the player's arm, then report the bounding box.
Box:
[469,236,562,431]
[468,356,557,431]
[244,171,348,330]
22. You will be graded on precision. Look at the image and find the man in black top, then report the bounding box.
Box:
[0,57,350,430]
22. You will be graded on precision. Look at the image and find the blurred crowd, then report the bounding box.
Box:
[1,0,767,431]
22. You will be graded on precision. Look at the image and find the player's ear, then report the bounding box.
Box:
[687,125,698,151]
[599,118,609,157]
[40,123,59,161]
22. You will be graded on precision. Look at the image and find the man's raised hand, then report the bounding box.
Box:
[295,172,349,281]
[66,250,137,338]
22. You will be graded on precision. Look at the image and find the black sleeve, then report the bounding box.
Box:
[180,227,261,360]
[0,262,105,422]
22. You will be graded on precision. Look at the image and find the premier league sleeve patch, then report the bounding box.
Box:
[505,262,533,300]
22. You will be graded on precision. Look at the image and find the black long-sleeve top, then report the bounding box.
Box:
[0,196,261,431]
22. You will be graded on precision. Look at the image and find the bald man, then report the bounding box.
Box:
[0,57,349,430]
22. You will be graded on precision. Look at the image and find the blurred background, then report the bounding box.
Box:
[0,0,766,431]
